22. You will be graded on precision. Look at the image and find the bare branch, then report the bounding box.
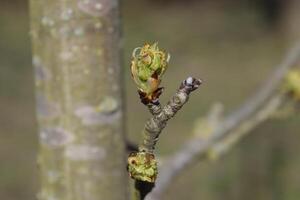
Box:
[147,43,300,200]
[128,77,201,200]
[139,77,202,153]
[146,102,163,116]
[208,95,284,160]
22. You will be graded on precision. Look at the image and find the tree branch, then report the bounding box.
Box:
[208,94,284,160]
[139,77,202,153]
[147,43,300,200]
[129,77,202,200]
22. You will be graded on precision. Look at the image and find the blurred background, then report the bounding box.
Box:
[1,0,300,199]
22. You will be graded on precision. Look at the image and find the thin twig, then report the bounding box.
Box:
[138,89,163,116]
[209,94,285,159]
[131,77,202,200]
[147,43,300,200]
[139,77,202,153]
[146,102,163,116]
[134,181,155,200]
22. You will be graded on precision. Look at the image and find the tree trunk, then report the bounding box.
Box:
[29,0,128,199]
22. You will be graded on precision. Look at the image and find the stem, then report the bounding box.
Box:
[134,181,155,200]
[209,95,285,158]
[139,77,202,153]
[130,77,201,200]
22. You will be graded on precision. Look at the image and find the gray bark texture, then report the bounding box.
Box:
[29,0,129,199]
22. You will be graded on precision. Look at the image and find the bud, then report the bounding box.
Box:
[284,70,300,100]
[127,152,158,183]
[131,43,170,102]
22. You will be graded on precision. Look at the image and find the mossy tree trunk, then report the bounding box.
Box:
[30,0,129,199]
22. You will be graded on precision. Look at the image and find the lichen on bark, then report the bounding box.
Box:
[30,0,128,199]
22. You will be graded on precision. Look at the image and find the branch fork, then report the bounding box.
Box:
[127,43,202,199]
[139,77,202,153]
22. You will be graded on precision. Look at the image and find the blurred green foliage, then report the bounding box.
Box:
[0,0,300,200]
